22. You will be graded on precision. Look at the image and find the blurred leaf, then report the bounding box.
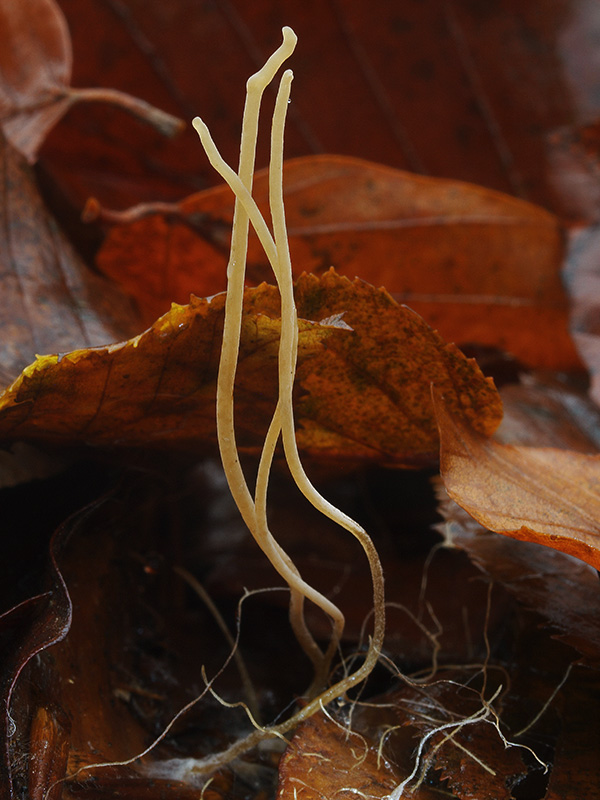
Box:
[564,226,600,407]
[435,390,600,570]
[435,482,600,668]
[545,668,600,799]
[96,155,579,371]
[496,377,600,452]
[44,0,600,218]
[9,490,237,800]
[0,0,182,163]
[0,522,72,799]
[0,272,501,466]
[0,0,72,161]
[0,132,140,387]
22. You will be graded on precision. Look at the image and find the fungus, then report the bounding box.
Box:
[192,25,385,734]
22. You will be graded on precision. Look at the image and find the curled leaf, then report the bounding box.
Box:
[0,0,182,162]
[0,520,72,797]
[435,482,600,668]
[0,0,72,160]
[434,390,600,570]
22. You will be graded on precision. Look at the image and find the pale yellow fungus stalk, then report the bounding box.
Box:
[192,25,385,722]
[193,31,344,683]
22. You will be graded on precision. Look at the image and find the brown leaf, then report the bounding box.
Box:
[292,271,502,464]
[277,700,443,800]
[0,0,182,163]
[278,671,529,800]
[0,132,140,387]
[97,155,579,371]
[435,484,600,668]
[0,272,501,466]
[0,0,72,161]
[394,678,527,800]
[45,0,600,218]
[496,377,600,452]
[11,491,234,800]
[435,389,600,570]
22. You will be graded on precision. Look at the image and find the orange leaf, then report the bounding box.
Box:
[0,272,501,466]
[434,390,600,570]
[98,155,579,371]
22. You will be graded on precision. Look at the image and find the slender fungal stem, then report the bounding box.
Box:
[192,24,385,723]
[193,29,345,674]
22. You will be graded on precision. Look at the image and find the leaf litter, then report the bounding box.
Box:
[94,154,579,371]
[1,2,600,800]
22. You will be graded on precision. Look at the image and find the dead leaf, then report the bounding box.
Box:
[0,271,501,466]
[96,155,579,372]
[496,377,600,452]
[394,678,527,800]
[0,132,140,387]
[278,670,529,800]
[434,389,600,570]
[292,271,502,464]
[434,482,600,668]
[0,0,72,161]
[44,0,600,217]
[0,0,182,163]
[546,118,600,225]
[277,699,443,800]
[564,225,600,408]
[7,489,238,800]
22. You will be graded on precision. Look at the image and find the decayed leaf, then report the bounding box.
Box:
[0,132,139,387]
[0,0,182,163]
[0,272,501,466]
[292,271,502,464]
[435,390,600,570]
[0,0,72,161]
[395,678,527,800]
[278,672,529,800]
[277,700,443,800]
[435,484,600,668]
[96,155,579,371]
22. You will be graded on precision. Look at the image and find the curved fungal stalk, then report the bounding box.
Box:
[193,28,343,681]
[192,26,385,700]
[266,65,385,687]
